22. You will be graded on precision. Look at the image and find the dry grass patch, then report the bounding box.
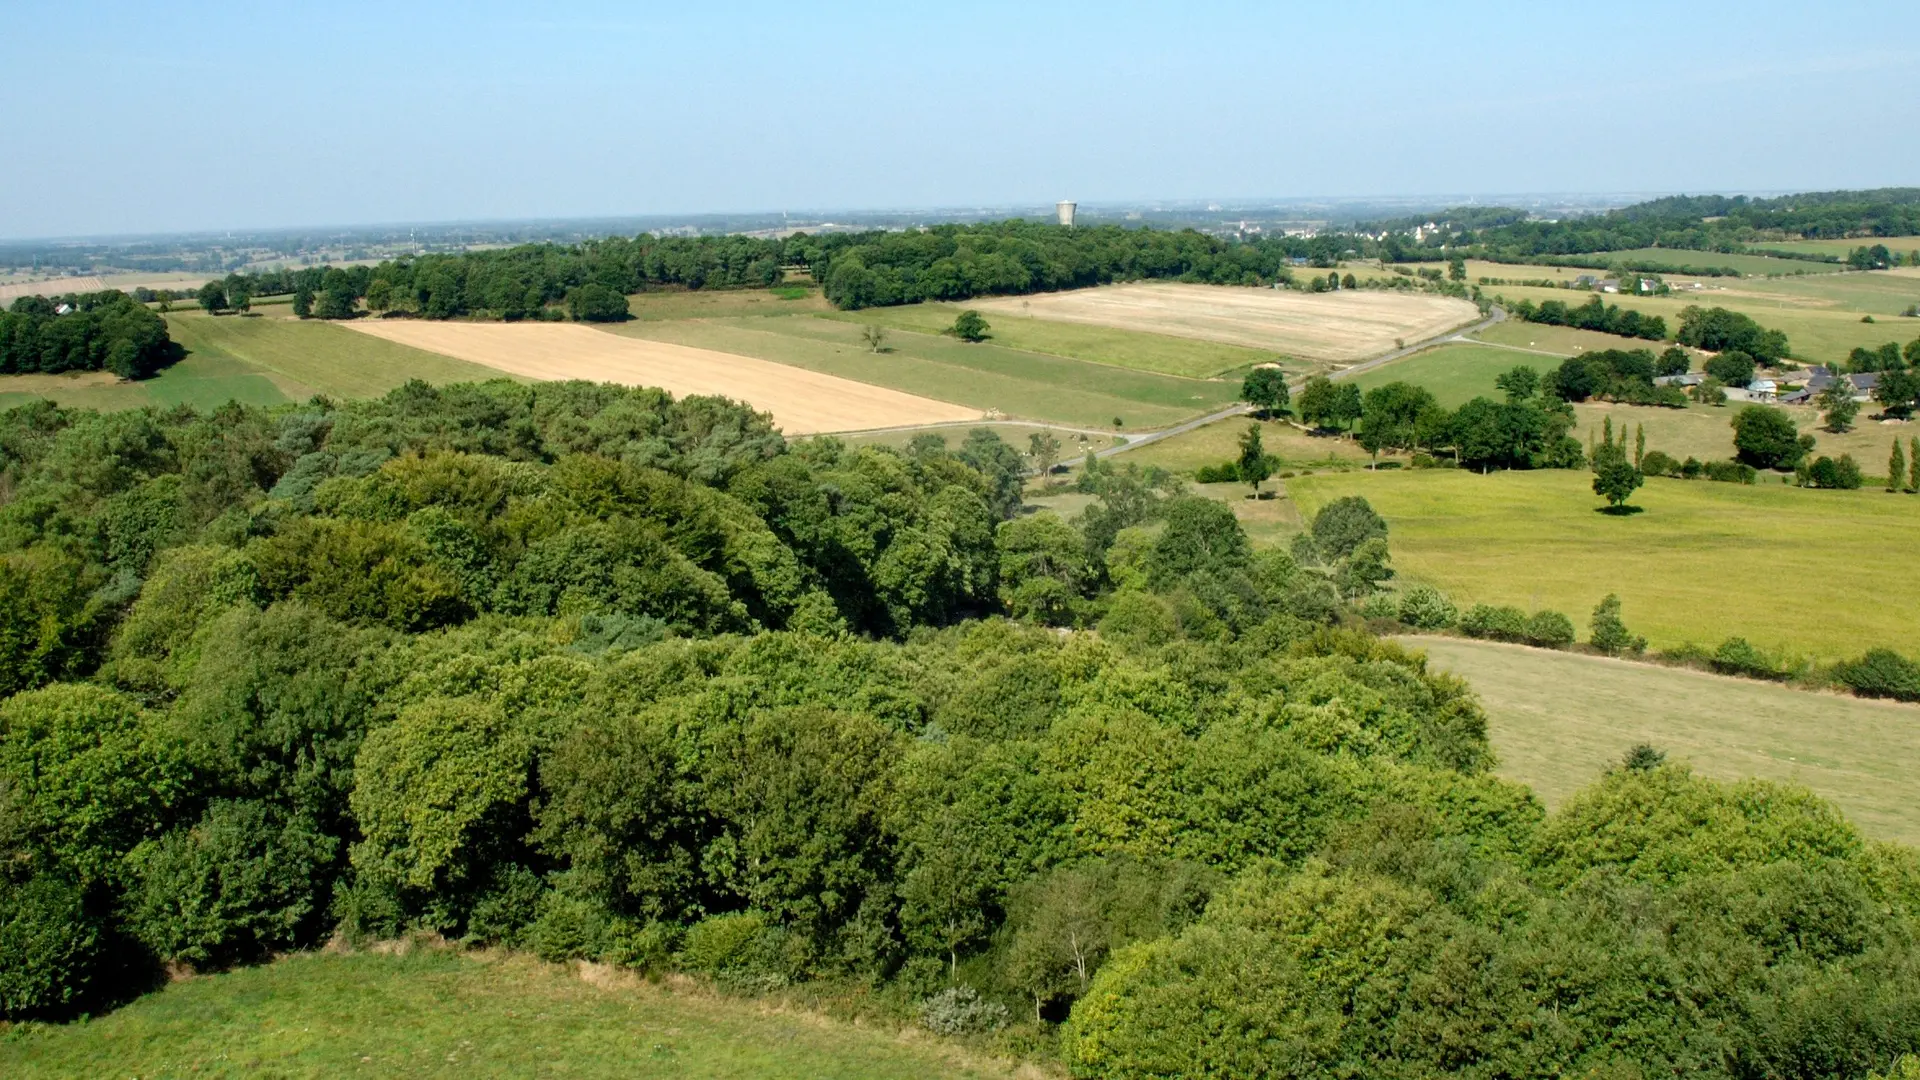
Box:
[344,320,979,435]
[970,283,1476,364]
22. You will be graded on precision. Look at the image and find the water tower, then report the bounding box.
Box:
[1056,200,1077,227]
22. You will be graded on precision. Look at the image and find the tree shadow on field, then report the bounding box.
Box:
[1595,504,1646,516]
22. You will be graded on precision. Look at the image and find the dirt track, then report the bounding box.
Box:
[341,320,979,435]
[971,282,1477,362]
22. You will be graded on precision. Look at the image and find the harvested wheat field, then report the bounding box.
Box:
[343,320,979,434]
[972,282,1477,363]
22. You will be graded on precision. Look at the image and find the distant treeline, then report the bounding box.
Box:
[1394,189,1920,262]
[200,223,1358,318]
[0,291,177,379]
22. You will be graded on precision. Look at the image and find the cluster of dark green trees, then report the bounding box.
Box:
[0,293,177,379]
[1285,372,1585,472]
[1508,293,1668,340]
[1545,347,1691,407]
[2,381,1920,1076]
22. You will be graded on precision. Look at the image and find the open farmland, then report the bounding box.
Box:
[608,315,1237,430]
[1482,282,1911,365]
[1287,468,1920,661]
[826,301,1279,379]
[0,948,1023,1080]
[167,311,510,400]
[346,319,980,435]
[1409,636,1920,845]
[966,282,1478,365]
[1751,237,1920,259]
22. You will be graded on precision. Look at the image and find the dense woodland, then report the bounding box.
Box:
[1,380,1918,1077]
[0,292,176,379]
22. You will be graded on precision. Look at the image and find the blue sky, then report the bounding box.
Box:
[4,0,1917,238]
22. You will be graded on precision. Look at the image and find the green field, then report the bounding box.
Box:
[1551,247,1842,277]
[1348,343,1545,407]
[165,312,517,400]
[1482,282,1911,366]
[823,303,1278,379]
[0,350,293,413]
[607,316,1238,430]
[1749,237,1920,259]
[1714,268,1920,318]
[0,948,1020,1079]
[1470,318,1699,358]
[1410,636,1920,845]
[622,286,833,321]
[1287,468,1920,660]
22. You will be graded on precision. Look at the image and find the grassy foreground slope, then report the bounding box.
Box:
[0,949,1025,1080]
[1288,469,1920,660]
[1409,636,1920,845]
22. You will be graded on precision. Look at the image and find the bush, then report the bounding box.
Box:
[123,800,334,968]
[1703,459,1757,484]
[1359,593,1398,620]
[566,283,629,322]
[1396,585,1457,630]
[1460,604,1527,642]
[1522,609,1576,649]
[1310,496,1387,559]
[1807,454,1864,490]
[1639,450,1680,477]
[1194,462,1240,483]
[677,911,788,988]
[1589,594,1645,655]
[0,872,103,1019]
[1711,637,1782,680]
[1834,648,1920,702]
[1410,453,1435,469]
[918,985,1009,1035]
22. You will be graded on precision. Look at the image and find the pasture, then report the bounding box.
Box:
[1750,237,1920,259]
[1552,247,1841,277]
[1409,636,1920,845]
[1287,468,1920,660]
[826,302,1277,379]
[1347,343,1546,408]
[623,285,832,321]
[168,311,511,401]
[345,320,979,435]
[610,315,1237,430]
[1482,282,1911,366]
[0,948,1021,1080]
[965,282,1478,364]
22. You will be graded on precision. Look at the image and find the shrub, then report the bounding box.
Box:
[0,872,103,1019]
[918,985,1010,1035]
[1522,609,1576,649]
[1834,648,1920,702]
[1680,456,1704,478]
[1807,454,1864,489]
[1639,450,1680,477]
[1410,453,1435,469]
[1194,462,1240,483]
[1589,594,1645,655]
[1711,637,1782,680]
[1310,496,1387,559]
[565,283,629,322]
[1396,585,1457,630]
[1703,459,1757,484]
[677,911,788,988]
[1359,593,1398,620]
[1460,604,1527,642]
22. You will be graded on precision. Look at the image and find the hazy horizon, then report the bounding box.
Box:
[5,0,1917,240]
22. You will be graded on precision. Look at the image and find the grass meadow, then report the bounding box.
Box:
[1408,636,1920,845]
[1750,237,1920,259]
[608,316,1238,430]
[622,286,833,321]
[1481,282,1912,366]
[1556,248,1843,277]
[0,948,1023,1080]
[165,312,518,400]
[1286,468,1920,661]
[823,302,1278,380]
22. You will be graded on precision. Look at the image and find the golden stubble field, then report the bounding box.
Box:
[342,320,980,435]
[970,282,1478,362]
